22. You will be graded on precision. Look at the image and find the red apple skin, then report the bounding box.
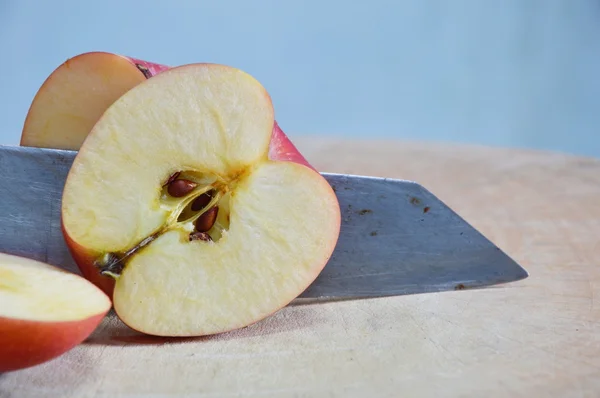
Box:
[62,223,115,297]
[0,312,107,372]
[63,122,337,305]
[268,121,316,171]
[125,55,170,76]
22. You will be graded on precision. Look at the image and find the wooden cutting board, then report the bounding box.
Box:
[1,138,599,398]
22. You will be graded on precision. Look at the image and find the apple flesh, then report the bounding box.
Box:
[20,51,168,150]
[0,252,111,372]
[60,121,316,299]
[61,63,341,337]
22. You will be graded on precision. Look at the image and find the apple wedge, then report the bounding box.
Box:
[61,63,341,337]
[20,51,168,150]
[0,252,110,372]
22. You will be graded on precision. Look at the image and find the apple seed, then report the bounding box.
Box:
[189,231,212,242]
[168,179,198,197]
[191,191,213,211]
[163,171,181,187]
[195,206,219,232]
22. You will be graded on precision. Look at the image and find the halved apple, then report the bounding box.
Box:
[20,51,168,150]
[0,252,110,372]
[61,63,341,337]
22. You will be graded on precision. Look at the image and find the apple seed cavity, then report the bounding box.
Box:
[94,176,227,279]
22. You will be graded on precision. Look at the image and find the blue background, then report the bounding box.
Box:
[1,0,599,158]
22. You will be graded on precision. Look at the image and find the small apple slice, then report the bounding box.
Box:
[0,252,111,372]
[61,63,341,337]
[20,51,168,150]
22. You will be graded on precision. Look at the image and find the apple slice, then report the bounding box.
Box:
[20,51,168,150]
[0,252,110,372]
[61,63,341,337]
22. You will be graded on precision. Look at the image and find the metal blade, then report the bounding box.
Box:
[300,173,528,298]
[0,145,528,298]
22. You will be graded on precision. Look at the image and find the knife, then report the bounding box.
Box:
[0,145,528,299]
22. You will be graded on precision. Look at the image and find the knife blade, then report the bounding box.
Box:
[0,145,528,298]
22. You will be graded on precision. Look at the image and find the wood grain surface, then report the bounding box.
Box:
[1,138,599,398]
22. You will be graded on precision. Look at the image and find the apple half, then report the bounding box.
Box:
[20,51,168,150]
[61,63,341,337]
[0,252,110,372]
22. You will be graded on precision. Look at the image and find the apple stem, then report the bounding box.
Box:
[134,63,153,79]
[96,231,160,278]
